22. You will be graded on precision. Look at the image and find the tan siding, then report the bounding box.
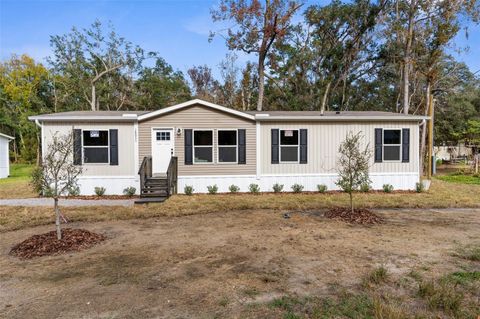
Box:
[260,121,419,174]
[139,104,256,176]
[42,122,136,176]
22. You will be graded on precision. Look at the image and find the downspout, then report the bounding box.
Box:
[34,119,43,165]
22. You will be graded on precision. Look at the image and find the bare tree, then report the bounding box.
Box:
[36,133,82,239]
[336,132,372,213]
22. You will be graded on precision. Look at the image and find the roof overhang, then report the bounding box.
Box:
[137,99,255,121]
[0,133,14,140]
[254,114,429,121]
[28,115,139,122]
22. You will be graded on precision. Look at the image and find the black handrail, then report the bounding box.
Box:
[166,156,178,196]
[138,156,152,192]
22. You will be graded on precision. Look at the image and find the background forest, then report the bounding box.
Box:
[1,0,480,173]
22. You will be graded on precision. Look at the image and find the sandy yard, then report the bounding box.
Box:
[0,208,479,318]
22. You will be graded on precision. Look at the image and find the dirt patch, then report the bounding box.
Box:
[324,207,384,225]
[9,228,106,259]
[0,209,478,318]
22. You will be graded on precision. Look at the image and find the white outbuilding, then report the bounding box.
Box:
[0,133,14,178]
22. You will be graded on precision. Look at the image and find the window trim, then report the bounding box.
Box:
[217,129,238,164]
[193,129,214,164]
[82,129,110,165]
[279,129,300,164]
[382,128,402,162]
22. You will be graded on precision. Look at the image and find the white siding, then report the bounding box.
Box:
[42,122,136,177]
[260,121,420,175]
[0,137,10,178]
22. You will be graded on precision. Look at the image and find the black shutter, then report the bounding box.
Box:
[73,129,82,165]
[184,129,193,165]
[238,129,246,164]
[271,129,279,164]
[402,128,410,163]
[109,129,118,165]
[299,129,307,164]
[374,128,382,163]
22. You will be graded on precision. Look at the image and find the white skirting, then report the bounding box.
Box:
[77,176,140,195]
[73,172,419,195]
[178,172,420,194]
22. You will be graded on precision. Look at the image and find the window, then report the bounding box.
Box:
[218,130,237,163]
[156,131,171,141]
[83,130,109,164]
[280,129,299,162]
[193,130,213,163]
[383,129,401,161]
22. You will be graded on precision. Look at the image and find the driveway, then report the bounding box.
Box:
[0,198,135,207]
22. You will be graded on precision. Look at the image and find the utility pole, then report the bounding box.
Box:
[426,94,434,179]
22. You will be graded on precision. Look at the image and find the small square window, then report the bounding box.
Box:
[156,131,171,141]
[279,129,299,162]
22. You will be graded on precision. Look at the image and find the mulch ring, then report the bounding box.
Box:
[9,228,106,259]
[324,207,384,225]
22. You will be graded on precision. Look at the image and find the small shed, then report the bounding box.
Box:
[0,133,14,178]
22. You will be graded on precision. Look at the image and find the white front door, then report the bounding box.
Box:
[152,129,174,174]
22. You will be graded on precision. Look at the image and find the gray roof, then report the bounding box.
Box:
[29,110,149,122]
[28,101,428,122]
[0,132,14,140]
[247,110,427,121]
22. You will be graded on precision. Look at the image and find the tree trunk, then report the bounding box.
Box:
[256,56,265,111]
[320,81,331,115]
[54,197,62,240]
[91,84,96,111]
[349,192,354,213]
[402,0,415,114]
[419,81,431,177]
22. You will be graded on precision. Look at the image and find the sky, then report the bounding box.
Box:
[1,0,480,78]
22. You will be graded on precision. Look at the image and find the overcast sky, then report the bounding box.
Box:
[1,0,479,78]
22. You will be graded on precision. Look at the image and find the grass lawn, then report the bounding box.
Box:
[1,178,480,232]
[0,164,37,199]
[1,209,479,318]
[435,174,480,185]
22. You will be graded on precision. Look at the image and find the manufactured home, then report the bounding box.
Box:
[0,133,14,179]
[29,99,427,200]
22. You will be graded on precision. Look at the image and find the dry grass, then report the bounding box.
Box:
[1,209,479,318]
[1,179,479,232]
[0,164,37,199]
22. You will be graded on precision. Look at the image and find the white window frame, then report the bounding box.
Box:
[279,129,300,164]
[193,129,214,164]
[217,129,238,164]
[382,128,402,162]
[82,129,109,165]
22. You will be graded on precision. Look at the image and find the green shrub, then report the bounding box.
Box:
[249,183,260,194]
[317,184,327,193]
[207,184,218,194]
[184,185,194,195]
[382,184,394,193]
[291,183,304,193]
[415,182,425,193]
[94,187,106,196]
[360,183,371,192]
[123,186,136,196]
[30,166,44,195]
[229,184,240,193]
[272,183,284,193]
[68,186,80,196]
